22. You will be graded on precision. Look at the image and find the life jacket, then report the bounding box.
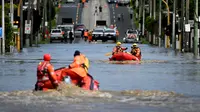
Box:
[80,55,90,73]
[87,74,99,90]
[37,62,51,82]
[131,47,142,57]
[84,31,88,37]
[116,46,123,52]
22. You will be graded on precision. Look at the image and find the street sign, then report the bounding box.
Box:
[25,20,31,34]
[0,27,2,38]
[188,20,194,28]
[185,24,191,32]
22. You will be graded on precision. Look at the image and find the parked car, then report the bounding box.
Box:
[107,0,117,4]
[74,28,83,38]
[92,28,105,42]
[50,29,64,43]
[57,24,74,39]
[123,29,139,43]
[103,28,117,42]
[66,0,75,3]
[117,0,130,6]
[74,23,86,31]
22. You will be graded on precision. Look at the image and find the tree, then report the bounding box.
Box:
[0,3,17,52]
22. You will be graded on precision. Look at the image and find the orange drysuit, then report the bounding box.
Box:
[82,0,86,3]
[88,32,92,43]
[61,54,92,90]
[112,46,127,55]
[35,61,59,91]
[116,30,119,37]
[131,47,142,60]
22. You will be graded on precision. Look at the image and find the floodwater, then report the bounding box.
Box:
[0,41,200,112]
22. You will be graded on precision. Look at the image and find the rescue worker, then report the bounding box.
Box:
[88,30,93,43]
[121,13,124,21]
[117,14,121,21]
[35,54,59,91]
[84,29,89,41]
[82,0,86,7]
[130,43,142,60]
[116,29,119,38]
[61,50,93,90]
[69,30,73,44]
[112,42,128,55]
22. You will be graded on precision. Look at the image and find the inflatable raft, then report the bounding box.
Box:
[109,52,139,61]
[55,67,99,91]
[35,67,99,91]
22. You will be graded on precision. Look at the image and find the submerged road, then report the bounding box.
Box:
[109,4,132,41]
[0,0,200,112]
[57,0,82,25]
[0,43,200,111]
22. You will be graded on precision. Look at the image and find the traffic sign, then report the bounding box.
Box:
[25,20,31,34]
[0,27,2,38]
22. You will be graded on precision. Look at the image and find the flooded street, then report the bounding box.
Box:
[1,41,200,111]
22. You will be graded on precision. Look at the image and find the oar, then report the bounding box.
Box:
[105,52,112,56]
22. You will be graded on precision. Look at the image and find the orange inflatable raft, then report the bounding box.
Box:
[109,52,139,61]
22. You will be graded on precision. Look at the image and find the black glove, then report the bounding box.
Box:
[68,65,71,68]
[125,47,128,50]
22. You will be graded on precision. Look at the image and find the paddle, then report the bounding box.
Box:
[105,52,112,56]
[105,51,132,56]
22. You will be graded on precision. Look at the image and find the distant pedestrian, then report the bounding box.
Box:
[81,30,84,39]
[69,30,74,44]
[121,13,124,21]
[99,5,102,13]
[82,0,86,7]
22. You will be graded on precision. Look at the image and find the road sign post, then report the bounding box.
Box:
[0,27,2,53]
[25,20,31,34]
[0,27,2,38]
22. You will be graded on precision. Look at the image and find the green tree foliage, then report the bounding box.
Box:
[47,1,56,21]
[0,4,17,52]
[145,16,155,33]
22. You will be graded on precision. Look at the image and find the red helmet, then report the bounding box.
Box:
[43,54,51,61]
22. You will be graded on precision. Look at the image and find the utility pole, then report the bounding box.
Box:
[185,0,190,52]
[45,0,48,39]
[149,0,152,17]
[172,0,176,49]
[138,0,142,32]
[42,0,47,40]
[2,0,5,54]
[10,0,14,27]
[158,0,162,47]
[19,0,24,50]
[153,0,156,45]
[25,0,32,47]
[149,0,152,43]
[194,0,198,58]
[49,0,52,31]
[142,0,145,36]
[181,0,185,52]
[30,0,34,47]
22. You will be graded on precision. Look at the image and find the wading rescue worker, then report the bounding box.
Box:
[61,50,93,90]
[112,42,128,55]
[84,29,89,41]
[35,54,59,91]
[69,30,74,44]
[130,43,142,60]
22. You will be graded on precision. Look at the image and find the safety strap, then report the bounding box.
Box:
[81,63,88,70]
[87,74,94,90]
